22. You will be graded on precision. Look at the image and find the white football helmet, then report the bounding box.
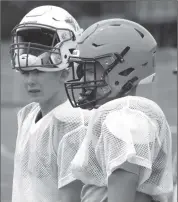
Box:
[10,5,83,72]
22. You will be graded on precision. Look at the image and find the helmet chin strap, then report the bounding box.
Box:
[78,86,112,110]
[77,78,138,110]
[96,78,138,106]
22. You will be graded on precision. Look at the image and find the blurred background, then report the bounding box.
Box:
[1,1,177,202]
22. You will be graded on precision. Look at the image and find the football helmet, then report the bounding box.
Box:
[65,18,157,109]
[10,5,83,72]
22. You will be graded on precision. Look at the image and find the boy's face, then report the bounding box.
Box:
[74,62,111,108]
[21,69,62,103]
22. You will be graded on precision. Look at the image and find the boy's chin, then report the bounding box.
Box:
[29,96,43,103]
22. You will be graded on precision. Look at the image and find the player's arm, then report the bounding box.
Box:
[99,108,158,202]
[108,163,139,202]
[58,180,83,202]
[53,119,84,202]
[108,163,152,202]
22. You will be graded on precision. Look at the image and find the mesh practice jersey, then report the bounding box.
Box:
[12,100,91,202]
[71,96,173,202]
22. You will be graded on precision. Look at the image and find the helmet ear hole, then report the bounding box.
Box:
[119,67,135,76]
[120,76,138,95]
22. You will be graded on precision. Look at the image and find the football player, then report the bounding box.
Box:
[65,19,174,202]
[10,5,91,202]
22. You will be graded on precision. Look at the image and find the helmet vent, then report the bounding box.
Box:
[134,28,144,38]
[92,43,104,47]
[69,48,75,54]
[52,17,60,21]
[142,62,148,67]
[110,24,121,27]
[119,67,134,76]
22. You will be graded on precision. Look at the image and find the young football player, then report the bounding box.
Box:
[10,5,91,202]
[65,19,174,202]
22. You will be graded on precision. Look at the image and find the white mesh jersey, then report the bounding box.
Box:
[12,100,91,202]
[71,96,173,202]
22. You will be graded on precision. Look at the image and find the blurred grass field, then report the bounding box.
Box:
[1,40,177,202]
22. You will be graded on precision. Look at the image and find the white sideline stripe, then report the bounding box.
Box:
[1,144,14,160]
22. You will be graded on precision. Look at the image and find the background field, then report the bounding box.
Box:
[1,1,177,202]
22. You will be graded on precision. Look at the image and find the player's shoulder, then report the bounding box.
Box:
[52,100,93,127]
[17,102,39,127]
[99,96,165,117]
[95,96,167,133]
[94,96,167,145]
[128,96,166,122]
[51,101,93,152]
[18,102,39,119]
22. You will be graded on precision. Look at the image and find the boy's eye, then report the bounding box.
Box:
[76,64,84,79]
[86,68,94,73]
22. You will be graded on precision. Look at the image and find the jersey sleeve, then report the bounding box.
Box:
[95,108,158,180]
[57,125,87,188]
[54,105,92,189]
[95,107,173,201]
